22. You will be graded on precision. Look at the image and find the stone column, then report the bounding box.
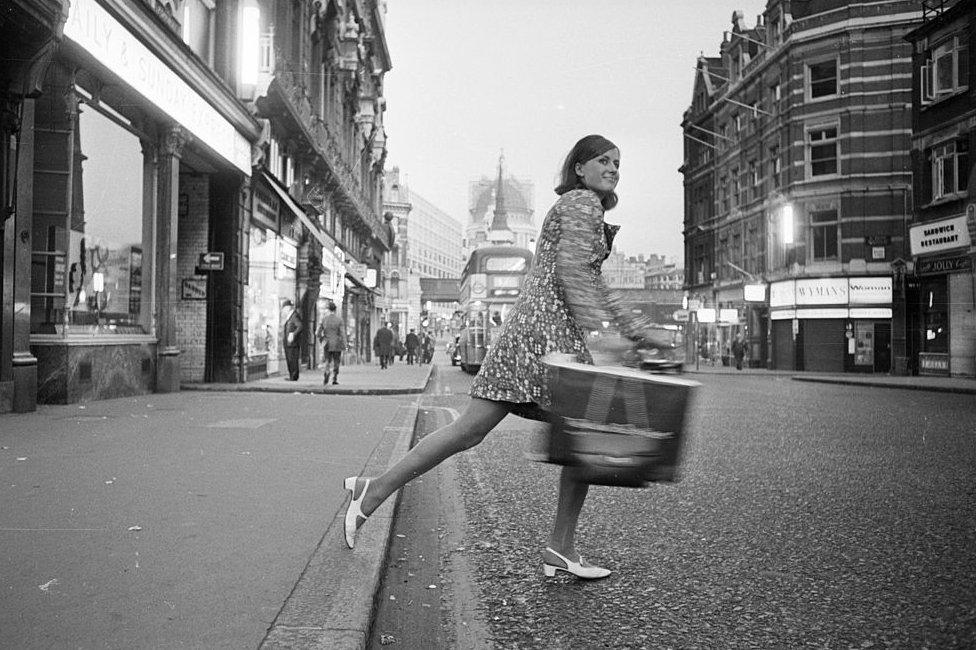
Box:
[155,125,190,392]
[1,97,39,412]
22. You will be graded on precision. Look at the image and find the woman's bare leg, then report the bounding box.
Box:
[545,466,592,563]
[357,397,510,517]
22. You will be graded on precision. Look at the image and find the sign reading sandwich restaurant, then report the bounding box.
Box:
[909,215,972,256]
[64,0,252,174]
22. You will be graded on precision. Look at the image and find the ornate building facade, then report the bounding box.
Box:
[382,167,463,335]
[0,0,391,411]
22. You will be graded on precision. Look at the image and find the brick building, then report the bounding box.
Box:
[904,0,975,378]
[682,0,923,372]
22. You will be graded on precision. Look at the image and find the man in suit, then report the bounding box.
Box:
[404,328,420,365]
[316,301,346,385]
[282,299,303,381]
[373,322,394,369]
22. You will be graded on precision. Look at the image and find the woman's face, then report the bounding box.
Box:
[575,148,620,194]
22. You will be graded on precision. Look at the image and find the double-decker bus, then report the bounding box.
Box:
[456,246,534,373]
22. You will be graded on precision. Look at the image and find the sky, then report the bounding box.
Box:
[382,0,769,264]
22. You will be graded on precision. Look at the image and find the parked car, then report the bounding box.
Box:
[446,335,461,366]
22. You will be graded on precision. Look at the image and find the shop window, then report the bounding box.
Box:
[922,279,948,353]
[31,103,147,335]
[930,139,969,200]
[807,59,838,99]
[807,125,838,177]
[921,34,969,103]
[810,209,839,261]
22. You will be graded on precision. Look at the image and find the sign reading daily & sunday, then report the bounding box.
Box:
[64,0,252,174]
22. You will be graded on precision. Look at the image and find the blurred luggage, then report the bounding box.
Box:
[543,358,699,487]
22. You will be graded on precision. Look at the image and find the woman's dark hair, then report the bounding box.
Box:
[554,134,619,211]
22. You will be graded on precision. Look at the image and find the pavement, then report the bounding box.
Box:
[182,359,435,395]
[685,360,976,394]
[0,361,434,649]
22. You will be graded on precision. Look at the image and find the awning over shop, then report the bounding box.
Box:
[345,271,378,294]
[260,172,330,248]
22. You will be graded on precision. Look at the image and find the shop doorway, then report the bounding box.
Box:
[874,322,891,373]
[772,320,794,370]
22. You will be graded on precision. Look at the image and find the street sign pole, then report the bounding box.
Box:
[694,311,700,372]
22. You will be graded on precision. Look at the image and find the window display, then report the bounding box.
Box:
[31,102,147,334]
[246,226,297,375]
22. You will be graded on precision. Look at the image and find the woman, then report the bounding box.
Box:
[343,135,647,579]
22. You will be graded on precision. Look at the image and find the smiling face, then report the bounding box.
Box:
[575,148,620,194]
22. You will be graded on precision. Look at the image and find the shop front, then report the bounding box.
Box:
[19,0,257,404]
[909,214,976,377]
[246,174,306,379]
[313,244,346,365]
[768,277,893,373]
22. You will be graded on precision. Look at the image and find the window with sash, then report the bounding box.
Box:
[930,139,969,200]
[807,125,839,177]
[809,209,839,261]
[807,59,838,99]
[921,35,969,103]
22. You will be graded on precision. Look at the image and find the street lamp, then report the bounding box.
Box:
[780,203,794,246]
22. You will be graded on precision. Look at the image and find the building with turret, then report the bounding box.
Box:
[466,154,536,253]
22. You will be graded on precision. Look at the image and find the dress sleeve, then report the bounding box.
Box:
[554,191,645,338]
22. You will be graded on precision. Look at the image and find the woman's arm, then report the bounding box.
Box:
[554,191,644,338]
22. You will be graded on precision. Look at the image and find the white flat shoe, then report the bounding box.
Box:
[543,547,611,579]
[343,476,370,549]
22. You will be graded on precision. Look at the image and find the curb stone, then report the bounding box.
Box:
[260,399,423,649]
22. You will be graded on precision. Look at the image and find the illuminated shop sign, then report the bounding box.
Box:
[65,0,252,174]
[848,278,891,304]
[909,215,971,256]
[769,277,891,309]
[795,278,847,305]
[769,280,795,308]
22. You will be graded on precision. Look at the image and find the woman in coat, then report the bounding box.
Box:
[343,135,647,578]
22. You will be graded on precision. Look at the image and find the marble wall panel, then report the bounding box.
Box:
[33,343,157,404]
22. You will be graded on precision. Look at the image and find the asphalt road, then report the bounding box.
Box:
[374,359,976,649]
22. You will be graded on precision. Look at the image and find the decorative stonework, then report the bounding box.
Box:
[161,125,191,158]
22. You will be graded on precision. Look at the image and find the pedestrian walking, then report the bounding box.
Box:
[342,135,651,579]
[404,328,419,365]
[420,331,435,364]
[373,322,394,369]
[281,299,303,381]
[316,301,346,385]
[731,334,746,371]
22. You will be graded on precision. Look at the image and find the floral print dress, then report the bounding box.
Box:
[469,188,643,412]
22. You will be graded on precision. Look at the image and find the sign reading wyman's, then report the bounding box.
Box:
[770,277,892,308]
[65,0,252,174]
